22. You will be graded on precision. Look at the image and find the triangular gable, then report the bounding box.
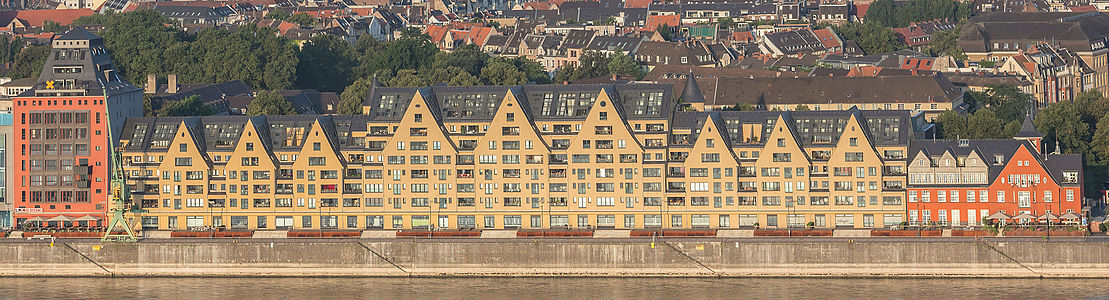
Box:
[293,118,345,169]
[474,88,550,153]
[755,114,812,166]
[159,121,211,169]
[567,87,644,152]
[226,118,279,170]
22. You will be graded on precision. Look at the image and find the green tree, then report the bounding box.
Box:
[247,90,298,115]
[717,17,736,29]
[966,109,1006,139]
[430,44,488,77]
[1091,112,1109,165]
[425,66,481,86]
[41,20,65,33]
[607,51,643,79]
[387,69,429,87]
[833,22,906,55]
[865,0,974,28]
[935,110,967,138]
[296,34,354,92]
[923,24,968,61]
[286,13,316,27]
[338,78,375,115]
[265,9,290,20]
[1035,101,1090,155]
[794,104,812,111]
[3,45,49,79]
[159,95,214,116]
[480,59,528,85]
[655,23,673,41]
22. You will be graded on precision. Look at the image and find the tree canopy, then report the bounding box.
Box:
[553,51,644,83]
[75,10,299,90]
[832,22,906,55]
[159,95,214,116]
[865,0,975,28]
[247,90,298,115]
[296,34,354,92]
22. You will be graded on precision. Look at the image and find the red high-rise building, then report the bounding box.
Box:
[11,28,142,227]
[906,117,1084,226]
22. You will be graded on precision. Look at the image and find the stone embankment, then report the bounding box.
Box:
[1,238,1108,277]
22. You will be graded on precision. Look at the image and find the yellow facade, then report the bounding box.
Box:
[120,84,910,231]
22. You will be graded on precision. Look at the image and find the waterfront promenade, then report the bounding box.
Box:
[3,237,1109,278]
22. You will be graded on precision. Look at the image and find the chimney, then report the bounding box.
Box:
[168,74,178,94]
[145,74,156,94]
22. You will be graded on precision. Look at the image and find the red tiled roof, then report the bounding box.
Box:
[469,26,494,46]
[1070,5,1097,12]
[812,28,841,49]
[731,31,754,43]
[276,21,298,35]
[901,57,934,70]
[625,0,651,8]
[644,14,680,31]
[425,24,450,44]
[854,3,869,18]
[15,9,93,27]
[847,66,883,77]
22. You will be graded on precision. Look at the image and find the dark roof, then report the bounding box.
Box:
[365,83,675,122]
[23,27,140,98]
[681,70,706,103]
[1015,114,1042,138]
[672,109,914,147]
[712,74,962,107]
[959,12,1109,53]
[764,29,826,55]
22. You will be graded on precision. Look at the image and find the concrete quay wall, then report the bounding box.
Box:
[1,239,1108,277]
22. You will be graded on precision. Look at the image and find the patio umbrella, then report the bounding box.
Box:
[986,212,1012,220]
[76,215,101,227]
[1013,212,1037,222]
[47,215,76,227]
[1038,212,1060,221]
[1060,212,1081,220]
[23,217,46,223]
[46,215,76,222]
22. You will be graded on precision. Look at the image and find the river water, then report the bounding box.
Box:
[0,278,1106,299]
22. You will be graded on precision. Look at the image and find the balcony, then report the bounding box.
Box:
[669,152,688,162]
[343,185,363,194]
[645,140,665,148]
[667,168,685,177]
[208,199,226,208]
[456,155,475,165]
[187,186,205,194]
[526,156,543,164]
[882,167,906,176]
[457,170,474,179]
[551,140,570,149]
[142,199,158,208]
[369,127,390,136]
[596,141,613,149]
[549,155,567,164]
[595,127,613,135]
[253,186,270,194]
[345,170,362,179]
[667,197,685,206]
[666,183,685,192]
[738,167,756,177]
[737,185,757,192]
[883,182,905,191]
[811,151,831,161]
[550,169,567,178]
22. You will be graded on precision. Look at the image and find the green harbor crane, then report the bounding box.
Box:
[101,102,138,242]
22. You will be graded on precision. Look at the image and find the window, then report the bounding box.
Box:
[174,157,191,166]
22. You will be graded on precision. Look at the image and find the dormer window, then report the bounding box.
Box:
[993,155,1004,164]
